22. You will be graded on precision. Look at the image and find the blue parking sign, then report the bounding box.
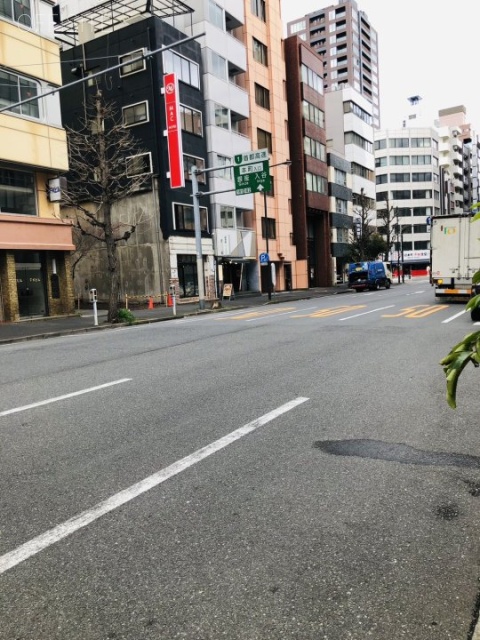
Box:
[259,252,269,264]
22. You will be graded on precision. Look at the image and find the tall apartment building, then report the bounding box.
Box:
[286,0,380,129]
[0,0,74,322]
[436,105,480,215]
[374,127,439,275]
[54,0,215,302]
[284,35,331,287]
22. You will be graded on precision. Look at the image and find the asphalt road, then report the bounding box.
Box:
[2,279,480,639]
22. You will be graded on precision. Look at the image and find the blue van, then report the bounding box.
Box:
[347,261,392,292]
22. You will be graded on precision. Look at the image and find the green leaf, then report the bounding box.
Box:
[472,212,480,222]
[444,350,474,409]
[466,294,480,311]
[472,271,480,285]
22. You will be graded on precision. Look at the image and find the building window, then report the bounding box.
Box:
[126,152,152,176]
[1,0,32,26]
[216,154,232,179]
[335,168,347,186]
[302,100,325,127]
[180,104,203,136]
[209,0,224,29]
[390,155,409,165]
[413,206,432,216]
[390,173,411,183]
[255,83,270,110]
[0,69,39,118]
[301,64,323,93]
[344,131,372,152]
[211,51,227,80]
[390,190,411,200]
[262,217,276,240]
[122,101,149,127]
[174,204,208,231]
[413,224,428,233]
[389,137,410,148]
[411,138,431,148]
[183,155,206,183]
[252,38,268,65]
[304,136,326,161]
[257,128,272,153]
[352,163,373,181]
[343,100,372,125]
[214,104,229,129]
[376,174,388,185]
[414,240,429,250]
[220,205,234,228]
[413,189,432,199]
[251,0,266,21]
[305,172,327,194]
[412,172,432,182]
[412,154,431,165]
[119,49,146,77]
[375,156,387,168]
[336,198,348,214]
[0,166,35,215]
[374,138,387,150]
[163,50,200,89]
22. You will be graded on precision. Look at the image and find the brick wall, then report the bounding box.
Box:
[0,251,19,322]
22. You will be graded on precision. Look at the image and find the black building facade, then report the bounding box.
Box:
[58,14,213,301]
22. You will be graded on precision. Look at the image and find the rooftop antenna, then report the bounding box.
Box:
[408,95,422,106]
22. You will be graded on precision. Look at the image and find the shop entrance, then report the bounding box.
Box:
[15,251,47,317]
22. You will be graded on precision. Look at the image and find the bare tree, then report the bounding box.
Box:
[62,90,151,322]
[348,188,387,261]
[376,193,398,262]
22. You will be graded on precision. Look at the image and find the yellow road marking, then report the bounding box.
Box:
[382,305,449,318]
[294,304,366,318]
[220,306,297,320]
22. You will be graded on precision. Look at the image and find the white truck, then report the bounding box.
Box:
[430,213,480,303]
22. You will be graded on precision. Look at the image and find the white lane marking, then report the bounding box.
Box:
[442,309,467,324]
[0,379,132,417]
[406,290,426,296]
[0,397,309,575]
[338,305,395,321]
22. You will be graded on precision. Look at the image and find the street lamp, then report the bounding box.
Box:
[262,159,292,300]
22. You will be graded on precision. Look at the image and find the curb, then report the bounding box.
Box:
[0,288,353,346]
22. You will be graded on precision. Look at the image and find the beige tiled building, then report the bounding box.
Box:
[0,1,74,322]
[237,0,308,291]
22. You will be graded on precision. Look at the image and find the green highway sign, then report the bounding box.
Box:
[234,149,269,165]
[234,160,270,195]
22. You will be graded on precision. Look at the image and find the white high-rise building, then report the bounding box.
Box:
[374,127,439,275]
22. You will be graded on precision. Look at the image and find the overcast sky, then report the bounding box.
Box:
[280,0,479,132]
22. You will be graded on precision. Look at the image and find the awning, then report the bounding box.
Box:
[0,215,75,251]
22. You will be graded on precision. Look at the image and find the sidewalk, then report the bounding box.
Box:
[0,286,352,345]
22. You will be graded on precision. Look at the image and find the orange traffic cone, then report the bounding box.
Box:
[167,294,173,307]
[148,296,154,310]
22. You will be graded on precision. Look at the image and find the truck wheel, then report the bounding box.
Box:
[471,307,480,322]
[385,279,391,289]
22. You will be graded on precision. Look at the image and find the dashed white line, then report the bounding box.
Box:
[0,396,309,575]
[442,310,467,324]
[338,305,395,321]
[0,379,132,417]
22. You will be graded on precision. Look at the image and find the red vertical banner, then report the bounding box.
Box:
[164,73,184,189]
